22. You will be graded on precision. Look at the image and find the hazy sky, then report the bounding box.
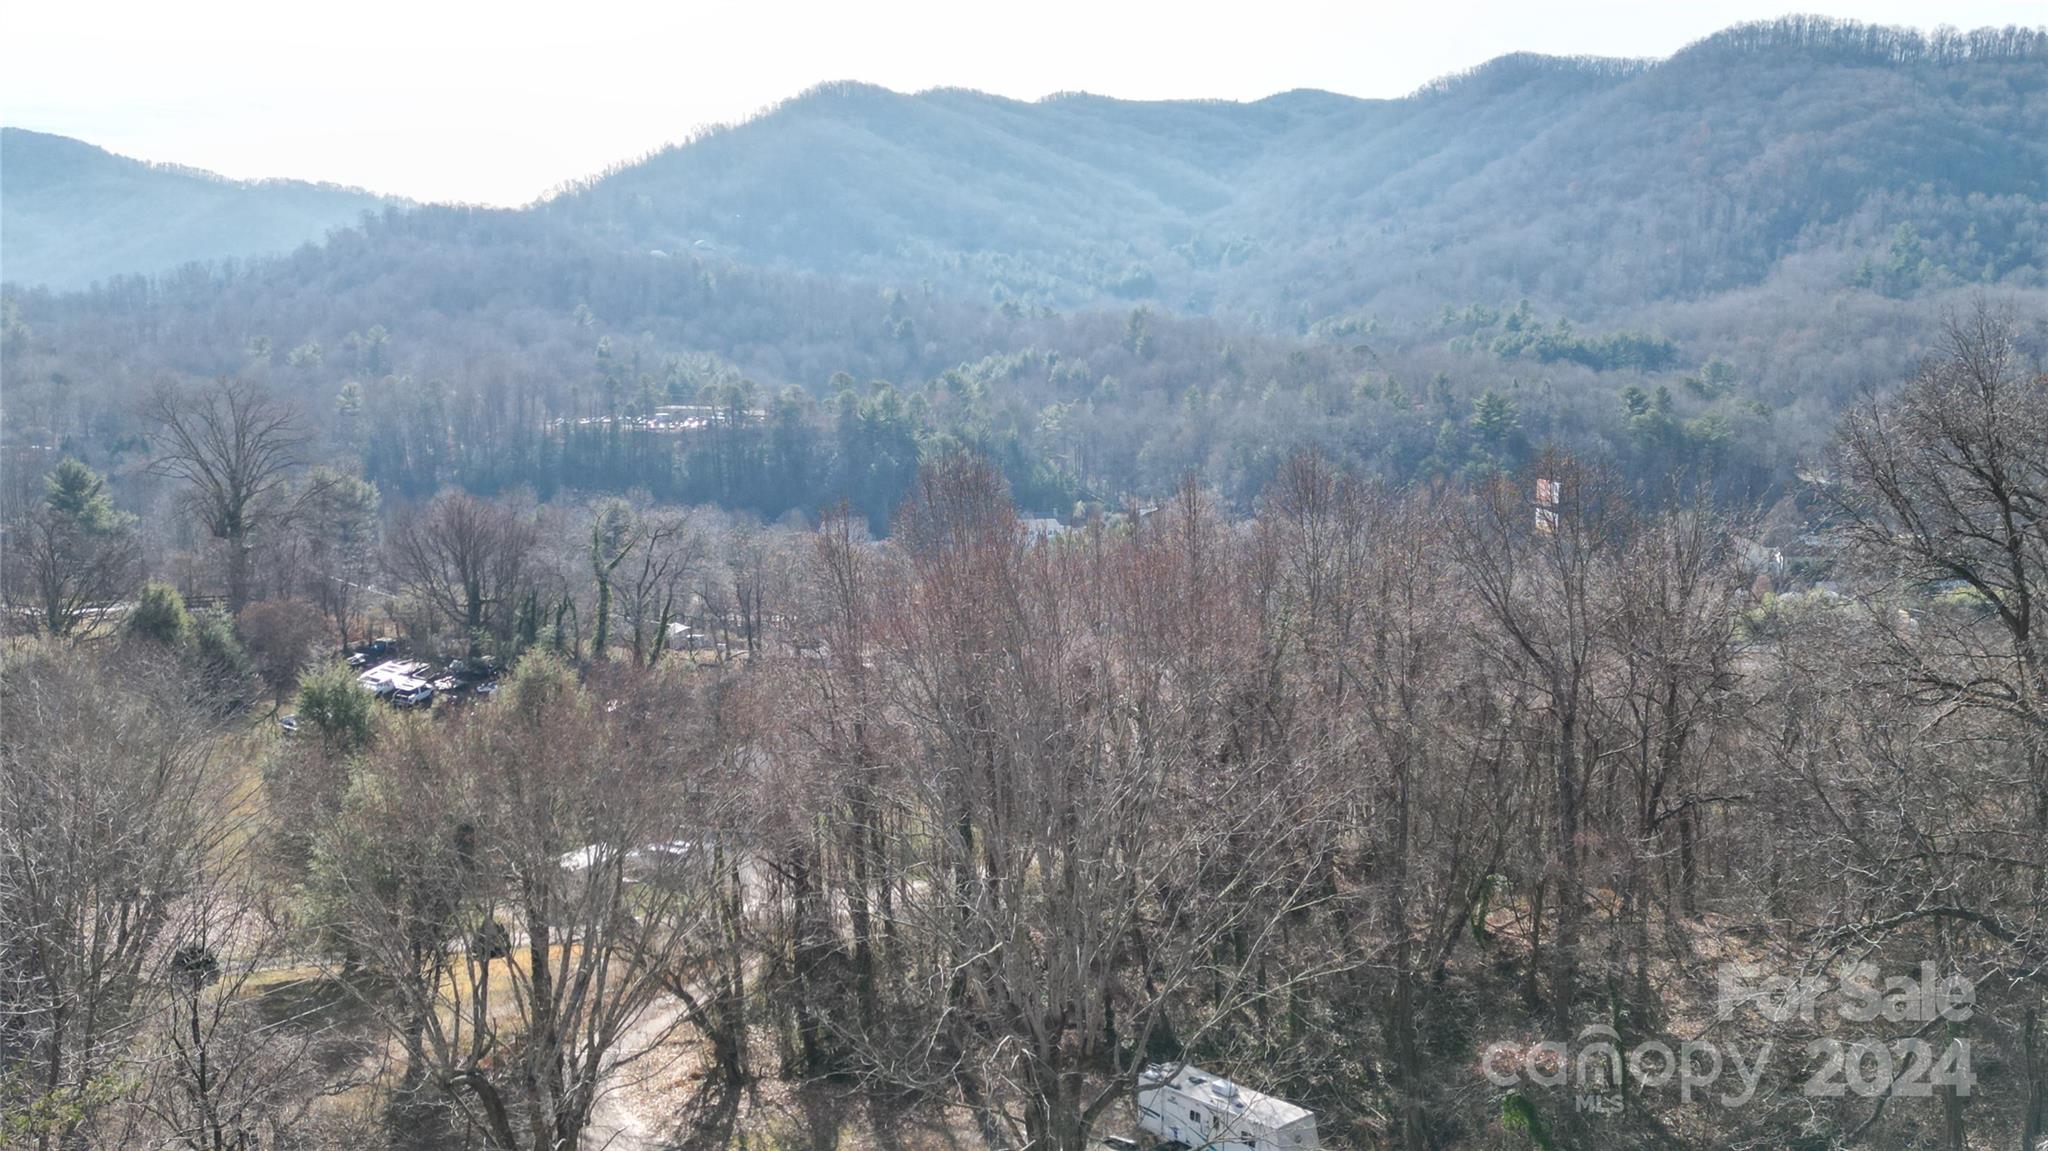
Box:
[6,1,2041,206]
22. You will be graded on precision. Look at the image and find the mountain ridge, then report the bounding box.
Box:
[4,16,2043,319]
[539,17,2044,318]
[5,17,2044,525]
[0,127,397,291]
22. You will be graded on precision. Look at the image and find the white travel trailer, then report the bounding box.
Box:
[1136,1064,1318,1151]
[358,659,429,697]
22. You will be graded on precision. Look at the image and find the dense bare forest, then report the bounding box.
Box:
[4,13,2048,1151]
[5,306,2046,1150]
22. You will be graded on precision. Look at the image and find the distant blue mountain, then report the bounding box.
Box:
[1,128,395,290]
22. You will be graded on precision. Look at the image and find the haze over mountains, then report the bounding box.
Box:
[6,18,2043,312]
[549,24,2046,320]
[0,128,394,291]
[3,16,2045,520]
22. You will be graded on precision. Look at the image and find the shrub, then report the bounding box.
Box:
[127,582,190,646]
[294,662,375,752]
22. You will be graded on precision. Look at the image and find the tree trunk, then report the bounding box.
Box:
[1386,749,1429,1151]
[846,761,879,1032]
[2024,1006,2046,1151]
[1552,708,1581,1038]
[788,842,828,1074]
[1678,805,1699,917]
[227,531,252,613]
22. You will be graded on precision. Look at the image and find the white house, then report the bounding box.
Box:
[1136,1064,1318,1151]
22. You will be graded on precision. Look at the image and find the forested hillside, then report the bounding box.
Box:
[7,315,2048,1151]
[551,18,2047,318]
[0,128,393,291]
[2,17,2044,526]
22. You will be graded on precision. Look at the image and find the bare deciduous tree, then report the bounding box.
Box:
[1831,300,2048,751]
[236,597,328,706]
[860,456,1337,1151]
[0,643,245,1150]
[314,652,727,1151]
[145,380,316,612]
[386,489,538,657]
[1454,452,1632,1046]
[621,506,704,667]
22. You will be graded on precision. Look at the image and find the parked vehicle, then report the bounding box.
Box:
[1137,1064,1318,1151]
[392,679,435,708]
[358,660,431,696]
[348,638,394,667]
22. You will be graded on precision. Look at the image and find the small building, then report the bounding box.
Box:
[1732,534,1787,576]
[1021,516,1072,543]
[1136,1064,1318,1151]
